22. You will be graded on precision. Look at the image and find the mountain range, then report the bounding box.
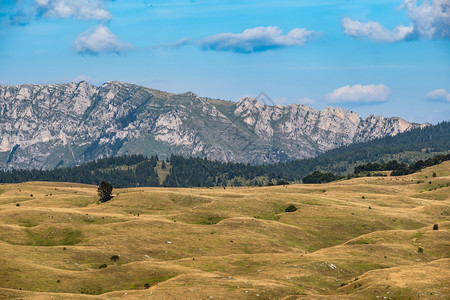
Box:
[0,81,428,170]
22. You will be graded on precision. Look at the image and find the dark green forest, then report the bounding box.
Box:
[0,121,449,188]
[352,153,450,176]
[0,155,160,188]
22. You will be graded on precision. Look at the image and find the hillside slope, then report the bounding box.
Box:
[0,81,426,169]
[0,162,449,299]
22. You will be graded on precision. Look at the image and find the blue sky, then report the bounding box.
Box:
[1,0,449,123]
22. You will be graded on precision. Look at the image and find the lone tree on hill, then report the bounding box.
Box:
[98,181,113,203]
[285,204,298,212]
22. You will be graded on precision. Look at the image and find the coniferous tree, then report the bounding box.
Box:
[98,181,113,202]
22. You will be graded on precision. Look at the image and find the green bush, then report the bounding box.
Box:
[285,205,298,213]
[302,171,342,184]
[277,179,289,185]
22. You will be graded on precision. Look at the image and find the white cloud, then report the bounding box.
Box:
[343,0,450,42]
[404,0,450,39]
[35,0,111,21]
[326,84,392,103]
[199,26,315,53]
[426,88,450,102]
[342,18,413,42]
[73,25,133,55]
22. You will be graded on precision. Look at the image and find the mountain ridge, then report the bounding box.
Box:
[0,81,428,170]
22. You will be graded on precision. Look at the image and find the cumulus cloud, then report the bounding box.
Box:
[326,84,392,103]
[342,18,413,43]
[73,25,133,55]
[343,0,450,42]
[199,26,315,53]
[404,0,450,39]
[35,0,111,21]
[426,88,450,102]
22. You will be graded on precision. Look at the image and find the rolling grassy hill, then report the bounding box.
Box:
[0,162,449,299]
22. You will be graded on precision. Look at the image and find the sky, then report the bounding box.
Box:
[0,0,449,124]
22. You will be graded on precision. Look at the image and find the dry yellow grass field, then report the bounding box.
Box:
[0,162,449,299]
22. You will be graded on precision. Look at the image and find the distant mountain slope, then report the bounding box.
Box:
[0,81,427,170]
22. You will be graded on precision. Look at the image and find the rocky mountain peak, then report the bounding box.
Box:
[0,81,427,170]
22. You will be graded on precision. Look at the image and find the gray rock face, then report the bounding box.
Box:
[0,81,427,169]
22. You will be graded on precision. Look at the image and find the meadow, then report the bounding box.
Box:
[0,162,449,299]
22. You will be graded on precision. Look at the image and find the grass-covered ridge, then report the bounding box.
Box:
[0,162,449,299]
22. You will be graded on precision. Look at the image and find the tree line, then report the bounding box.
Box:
[1,152,448,188]
[0,154,159,188]
[353,154,450,176]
